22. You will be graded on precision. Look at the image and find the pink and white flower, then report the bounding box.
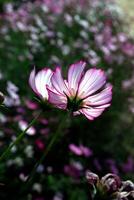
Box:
[47,61,112,120]
[29,67,53,100]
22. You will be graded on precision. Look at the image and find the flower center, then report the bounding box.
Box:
[67,96,83,112]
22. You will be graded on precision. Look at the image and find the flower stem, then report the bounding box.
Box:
[25,113,68,186]
[0,111,42,162]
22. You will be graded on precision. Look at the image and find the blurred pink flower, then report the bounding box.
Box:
[39,118,48,125]
[53,192,63,200]
[64,161,83,178]
[18,120,36,135]
[25,100,39,110]
[69,143,93,157]
[121,156,134,173]
[35,139,45,150]
[41,0,64,14]
[29,68,53,100]
[121,42,134,57]
[47,61,112,120]
[118,33,127,43]
[40,128,50,136]
[106,159,119,174]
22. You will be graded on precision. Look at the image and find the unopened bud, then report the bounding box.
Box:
[86,171,134,200]
[101,173,121,193]
[86,171,99,186]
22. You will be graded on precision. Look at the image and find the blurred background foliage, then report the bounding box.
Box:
[117,0,134,36]
[0,0,134,199]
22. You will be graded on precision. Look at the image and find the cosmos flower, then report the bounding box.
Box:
[47,61,112,120]
[29,68,53,100]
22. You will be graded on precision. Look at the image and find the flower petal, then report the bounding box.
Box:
[73,111,81,116]
[29,68,37,94]
[78,68,106,98]
[47,87,67,109]
[84,84,112,106]
[68,61,86,95]
[69,144,82,156]
[80,107,105,120]
[35,68,53,99]
[80,109,94,120]
[51,67,70,96]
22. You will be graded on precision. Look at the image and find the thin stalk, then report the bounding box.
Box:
[25,113,68,185]
[0,111,42,162]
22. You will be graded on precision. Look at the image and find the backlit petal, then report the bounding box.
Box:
[51,67,70,96]
[29,68,37,94]
[83,84,112,106]
[69,144,82,156]
[78,68,106,98]
[47,87,67,109]
[35,68,53,99]
[80,107,105,120]
[68,61,86,95]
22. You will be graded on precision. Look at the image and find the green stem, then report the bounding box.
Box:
[0,111,42,162]
[25,113,68,185]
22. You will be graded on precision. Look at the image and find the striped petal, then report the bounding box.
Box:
[83,84,112,107]
[78,68,106,98]
[29,68,53,99]
[35,68,53,99]
[51,67,70,96]
[29,68,37,94]
[47,87,67,109]
[80,107,105,120]
[68,61,86,96]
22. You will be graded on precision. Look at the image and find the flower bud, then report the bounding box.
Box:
[86,171,99,186]
[86,171,134,200]
[101,173,121,193]
[0,92,4,104]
